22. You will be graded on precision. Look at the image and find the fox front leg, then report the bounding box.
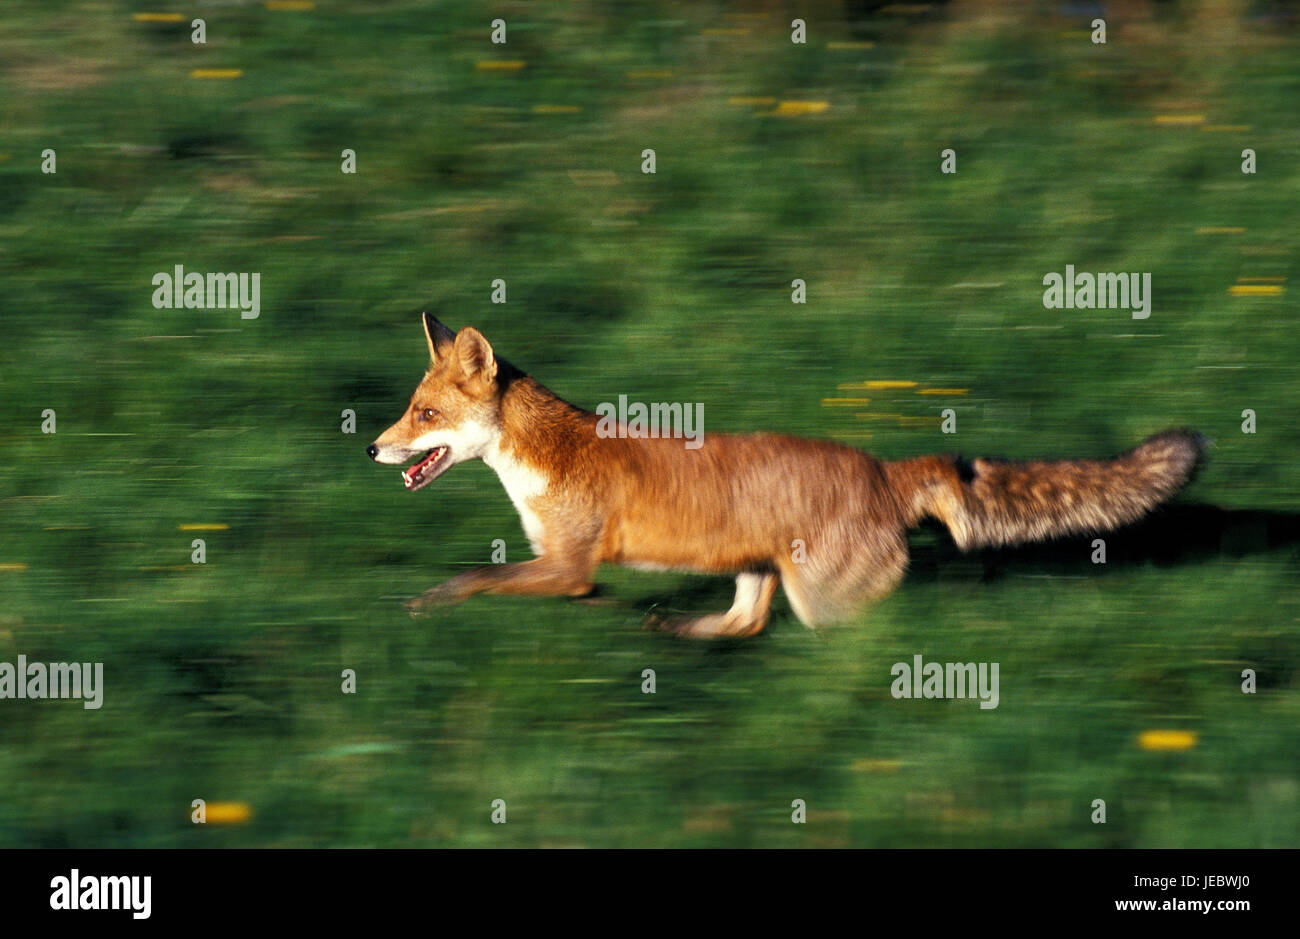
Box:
[404,573,478,612]
[405,557,596,614]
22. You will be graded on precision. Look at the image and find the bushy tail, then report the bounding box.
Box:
[887,429,1209,550]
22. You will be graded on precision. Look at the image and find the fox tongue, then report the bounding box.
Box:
[402,448,445,490]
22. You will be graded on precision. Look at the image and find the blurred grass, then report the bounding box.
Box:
[0,0,1297,847]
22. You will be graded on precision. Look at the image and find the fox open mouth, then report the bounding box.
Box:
[402,447,449,492]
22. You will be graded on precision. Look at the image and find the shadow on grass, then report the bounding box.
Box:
[916,503,1300,580]
[615,504,1299,627]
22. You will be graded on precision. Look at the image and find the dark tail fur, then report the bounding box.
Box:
[887,429,1209,550]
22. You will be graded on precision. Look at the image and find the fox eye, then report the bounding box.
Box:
[420,408,438,421]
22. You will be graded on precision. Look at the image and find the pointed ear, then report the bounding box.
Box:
[422,313,456,364]
[453,327,497,382]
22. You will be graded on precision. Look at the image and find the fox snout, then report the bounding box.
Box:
[369,432,457,491]
[367,440,421,466]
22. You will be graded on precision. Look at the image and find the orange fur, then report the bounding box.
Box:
[370,317,1208,638]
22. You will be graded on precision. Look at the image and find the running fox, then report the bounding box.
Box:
[367,315,1208,638]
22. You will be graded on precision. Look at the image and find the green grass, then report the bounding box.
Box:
[0,1,1297,847]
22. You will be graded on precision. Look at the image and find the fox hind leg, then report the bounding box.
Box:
[777,527,909,629]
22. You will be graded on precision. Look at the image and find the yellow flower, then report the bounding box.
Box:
[1138,730,1198,751]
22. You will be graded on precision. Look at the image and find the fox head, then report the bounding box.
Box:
[367,313,508,491]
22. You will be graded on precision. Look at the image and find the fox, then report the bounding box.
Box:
[367,314,1208,639]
